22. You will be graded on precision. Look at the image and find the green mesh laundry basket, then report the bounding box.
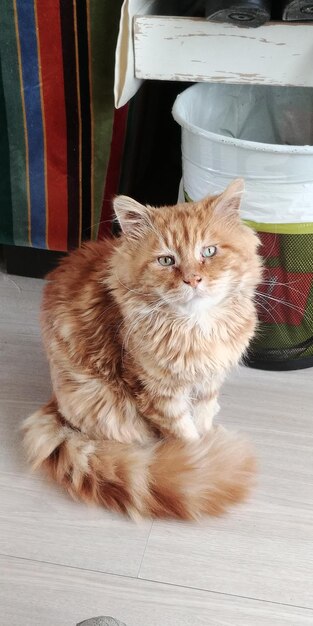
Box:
[184,189,313,371]
[246,222,313,370]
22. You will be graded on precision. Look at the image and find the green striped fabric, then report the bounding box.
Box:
[0,0,122,251]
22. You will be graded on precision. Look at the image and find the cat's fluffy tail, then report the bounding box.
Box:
[22,399,256,520]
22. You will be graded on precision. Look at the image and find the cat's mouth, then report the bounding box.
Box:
[178,282,231,309]
[188,290,204,300]
[158,282,230,310]
[179,288,221,306]
[184,283,217,299]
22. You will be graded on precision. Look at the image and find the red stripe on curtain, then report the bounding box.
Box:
[98,104,129,239]
[36,0,68,251]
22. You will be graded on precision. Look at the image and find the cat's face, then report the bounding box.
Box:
[113,180,262,315]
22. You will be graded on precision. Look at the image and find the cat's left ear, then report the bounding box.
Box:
[113,195,150,236]
[212,178,245,218]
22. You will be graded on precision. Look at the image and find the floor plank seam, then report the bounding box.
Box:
[136,522,154,578]
[2,553,141,583]
[3,553,313,614]
[136,574,313,613]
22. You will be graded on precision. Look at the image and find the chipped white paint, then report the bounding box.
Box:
[134,17,313,87]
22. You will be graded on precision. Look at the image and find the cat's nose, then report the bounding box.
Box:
[183,275,202,288]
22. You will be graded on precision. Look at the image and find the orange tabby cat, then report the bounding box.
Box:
[23,179,262,520]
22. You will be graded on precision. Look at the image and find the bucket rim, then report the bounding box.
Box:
[172,85,313,156]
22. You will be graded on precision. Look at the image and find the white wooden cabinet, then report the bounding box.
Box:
[114,5,313,108]
[134,17,313,87]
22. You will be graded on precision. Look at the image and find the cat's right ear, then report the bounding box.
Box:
[113,196,149,236]
[211,179,245,218]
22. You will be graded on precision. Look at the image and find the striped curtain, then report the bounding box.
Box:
[0,0,122,251]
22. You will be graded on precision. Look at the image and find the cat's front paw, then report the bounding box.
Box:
[193,400,220,435]
[183,428,200,442]
[175,415,200,441]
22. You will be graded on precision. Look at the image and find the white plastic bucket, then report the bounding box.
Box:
[172,83,313,225]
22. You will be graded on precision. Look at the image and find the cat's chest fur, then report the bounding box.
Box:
[127,307,251,388]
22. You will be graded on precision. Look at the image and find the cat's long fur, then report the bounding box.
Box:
[23,180,262,520]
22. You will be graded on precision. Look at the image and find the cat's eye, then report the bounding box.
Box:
[158,255,175,266]
[201,246,217,259]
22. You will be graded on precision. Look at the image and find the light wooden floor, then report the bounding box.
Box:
[1,270,313,626]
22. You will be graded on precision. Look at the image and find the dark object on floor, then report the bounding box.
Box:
[205,0,272,26]
[281,0,313,20]
[77,618,127,626]
[3,245,65,279]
